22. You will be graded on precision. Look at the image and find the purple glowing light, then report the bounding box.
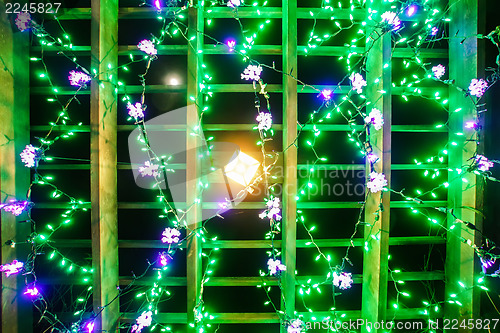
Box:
[465,121,477,129]
[407,5,417,17]
[154,0,162,10]
[227,0,241,8]
[158,252,168,266]
[68,70,91,87]
[475,155,494,172]
[1,200,29,216]
[86,321,95,333]
[227,40,236,51]
[0,260,24,277]
[431,27,439,36]
[24,287,40,297]
[320,89,332,101]
[367,153,378,164]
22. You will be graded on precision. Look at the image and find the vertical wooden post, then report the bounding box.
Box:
[90,0,119,331]
[281,0,298,330]
[445,0,480,326]
[361,7,392,332]
[186,1,203,328]
[0,4,32,333]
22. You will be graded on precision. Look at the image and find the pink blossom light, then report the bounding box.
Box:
[475,155,494,172]
[20,144,38,168]
[468,78,488,98]
[138,40,157,56]
[0,260,24,277]
[1,200,29,216]
[68,70,91,87]
[367,153,378,164]
[159,252,169,266]
[465,121,477,129]
[154,0,162,10]
[227,40,236,51]
[320,89,332,100]
[432,64,446,79]
[161,227,181,244]
[127,102,145,119]
[24,287,40,297]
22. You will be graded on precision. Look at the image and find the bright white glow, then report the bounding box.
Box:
[224,151,259,189]
[169,78,179,85]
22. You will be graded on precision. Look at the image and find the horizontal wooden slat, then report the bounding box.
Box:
[52,307,441,324]
[31,124,447,132]
[32,44,447,58]
[36,163,447,171]
[33,200,447,209]
[48,236,445,249]
[30,84,447,96]
[44,271,443,287]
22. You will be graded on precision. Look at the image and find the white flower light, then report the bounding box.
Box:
[268,258,286,275]
[364,108,384,131]
[367,172,387,193]
[241,64,262,81]
[256,112,272,131]
[161,227,181,244]
[139,161,160,177]
[350,73,367,94]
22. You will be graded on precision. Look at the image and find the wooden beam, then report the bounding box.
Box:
[361,4,392,331]
[281,0,298,331]
[90,0,119,332]
[0,2,32,332]
[445,0,480,327]
[186,1,204,329]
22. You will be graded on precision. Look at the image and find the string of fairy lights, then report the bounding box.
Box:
[0,0,499,332]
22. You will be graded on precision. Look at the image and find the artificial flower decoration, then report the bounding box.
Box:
[320,89,332,101]
[381,11,401,31]
[256,112,272,131]
[475,155,494,172]
[241,64,262,81]
[0,260,24,277]
[332,271,353,290]
[468,78,488,97]
[127,102,145,119]
[1,200,29,216]
[137,40,157,56]
[432,64,446,79]
[227,0,241,8]
[15,12,31,31]
[131,311,152,333]
[268,258,286,275]
[259,197,282,221]
[161,227,181,244]
[350,73,367,94]
[364,108,384,131]
[20,144,39,168]
[24,287,40,297]
[138,161,160,177]
[367,172,387,193]
[68,70,91,87]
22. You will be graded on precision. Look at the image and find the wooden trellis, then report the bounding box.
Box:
[0,0,483,332]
